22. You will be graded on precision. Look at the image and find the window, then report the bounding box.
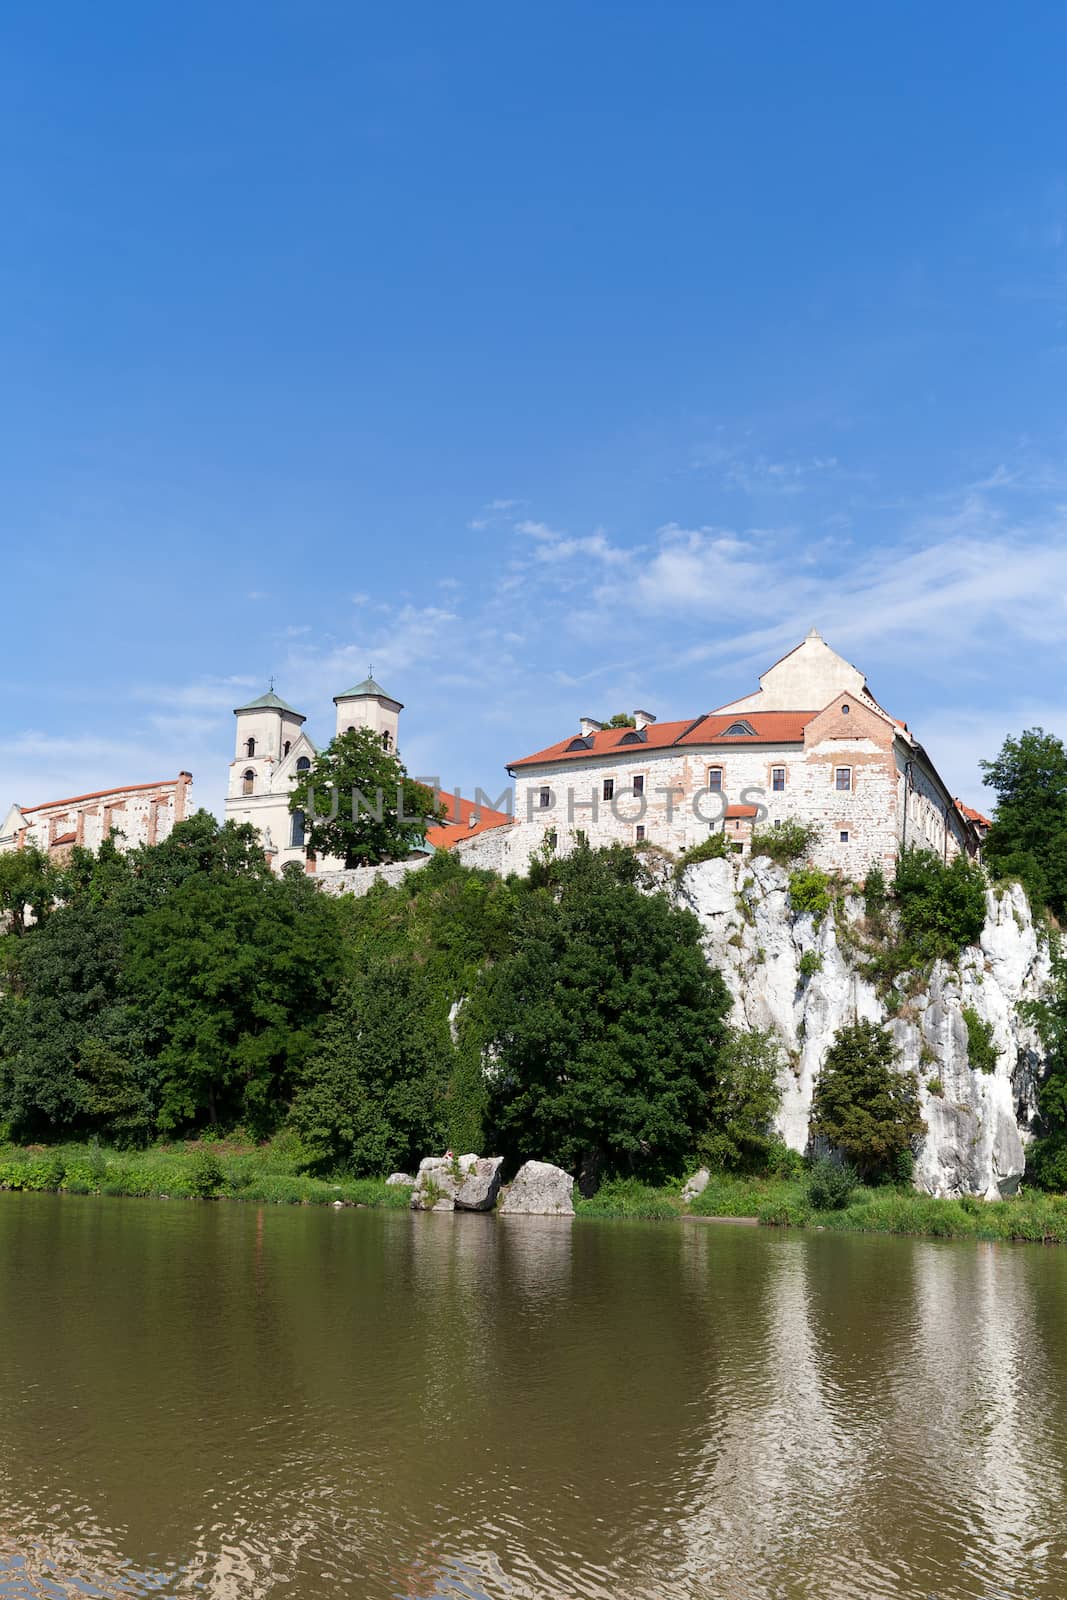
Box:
[618,729,646,744]
[707,767,723,791]
[296,756,311,773]
[635,824,646,842]
[841,703,850,715]
[723,720,756,736]
[771,767,786,791]
[291,810,306,848]
[835,767,852,792]
[633,774,645,796]
[346,725,355,734]
[547,829,558,849]
[283,740,291,757]
[603,778,615,801]
[381,731,392,751]
[245,736,256,758]
[242,769,255,796]
[840,830,850,843]
[539,786,551,809]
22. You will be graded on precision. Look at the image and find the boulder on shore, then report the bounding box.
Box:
[498,1160,574,1216]
[386,1172,414,1186]
[681,1167,710,1203]
[410,1154,503,1212]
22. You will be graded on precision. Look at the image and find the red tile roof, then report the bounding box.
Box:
[508,711,817,769]
[50,832,77,846]
[724,804,759,819]
[955,799,993,830]
[425,789,512,851]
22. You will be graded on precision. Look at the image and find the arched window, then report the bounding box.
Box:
[346,725,355,734]
[245,736,256,758]
[296,756,311,773]
[283,740,291,757]
[290,809,306,849]
[381,730,392,751]
[242,769,255,796]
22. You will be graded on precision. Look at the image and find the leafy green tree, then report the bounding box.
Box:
[700,1027,782,1171]
[980,728,1067,916]
[606,712,636,728]
[810,1020,925,1181]
[0,899,139,1139]
[125,868,342,1135]
[0,846,60,937]
[474,842,732,1191]
[289,727,440,868]
[1019,951,1067,1190]
[290,958,450,1175]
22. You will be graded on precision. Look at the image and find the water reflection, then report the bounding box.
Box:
[1,1197,1067,1599]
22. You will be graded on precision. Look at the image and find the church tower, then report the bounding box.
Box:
[228,689,307,799]
[332,675,403,753]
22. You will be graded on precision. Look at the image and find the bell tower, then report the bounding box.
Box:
[332,674,403,753]
[228,689,307,799]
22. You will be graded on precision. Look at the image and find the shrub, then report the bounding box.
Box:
[700,1028,783,1172]
[892,848,987,963]
[797,950,823,981]
[962,1007,998,1074]
[187,1149,224,1198]
[926,1076,944,1098]
[757,1194,811,1227]
[750,819,820,866]
[863,864,888,919]
[673,833,728,878]
[810,1020,926,1182]
[789,868,832,921]
[807,1156,859,1210]
[765,1138,806,1180]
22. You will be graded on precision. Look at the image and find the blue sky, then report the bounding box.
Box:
[4,2,1067,819]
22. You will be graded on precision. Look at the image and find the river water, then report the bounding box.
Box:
[1,1195,1066,1599]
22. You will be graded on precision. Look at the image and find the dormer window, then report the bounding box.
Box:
[566,736,592,752]
[242,769,255,796]
[618,728,647,745]
[723,720,756,737]
[245,737,256,758]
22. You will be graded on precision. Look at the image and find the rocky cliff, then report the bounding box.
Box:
[675,855,1050,1199]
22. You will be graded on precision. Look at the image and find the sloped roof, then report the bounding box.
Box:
[425,790,512,850]
[955,798,993,829]
[508,711,817,769]
[335,675,395,700]
[233,690,304,717]
[19,777,189,813]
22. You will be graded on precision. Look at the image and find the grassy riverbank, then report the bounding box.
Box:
[4,1144,1067,1243]
[0,1139,411,1209]
[576,1173,1067,1242]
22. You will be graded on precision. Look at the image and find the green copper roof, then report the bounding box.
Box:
[233,690,304,717]
[334,675,394,700]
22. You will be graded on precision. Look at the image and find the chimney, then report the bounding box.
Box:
[633,709,656,731]
[579,716,604,737]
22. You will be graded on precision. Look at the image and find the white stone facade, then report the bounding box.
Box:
[0,774,193,859]
[503,631,977,875]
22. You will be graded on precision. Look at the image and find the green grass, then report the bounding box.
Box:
[0,1138,412,1209]
[6,1144,1067,1244]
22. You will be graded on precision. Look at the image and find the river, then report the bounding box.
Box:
[1,1194,1065,1599]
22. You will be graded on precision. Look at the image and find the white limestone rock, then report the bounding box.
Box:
[455,1155,504,1211]
[386,1172,414,1186]
[676,853,1051,1199]
[681,1167,710,1203]
[498,1160,575,1216]
[409,1154,503,1211]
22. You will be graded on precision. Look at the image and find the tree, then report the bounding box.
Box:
[124,868,343,1135]
[810,1020,925,1181]
[288,727,440,869]
[290,958,450,1176]
[0,846,60,937]
[474,842,732,1191]
[981,728,1067,916]
[701,1028,783,1171]
[1019,951,1067,1190]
